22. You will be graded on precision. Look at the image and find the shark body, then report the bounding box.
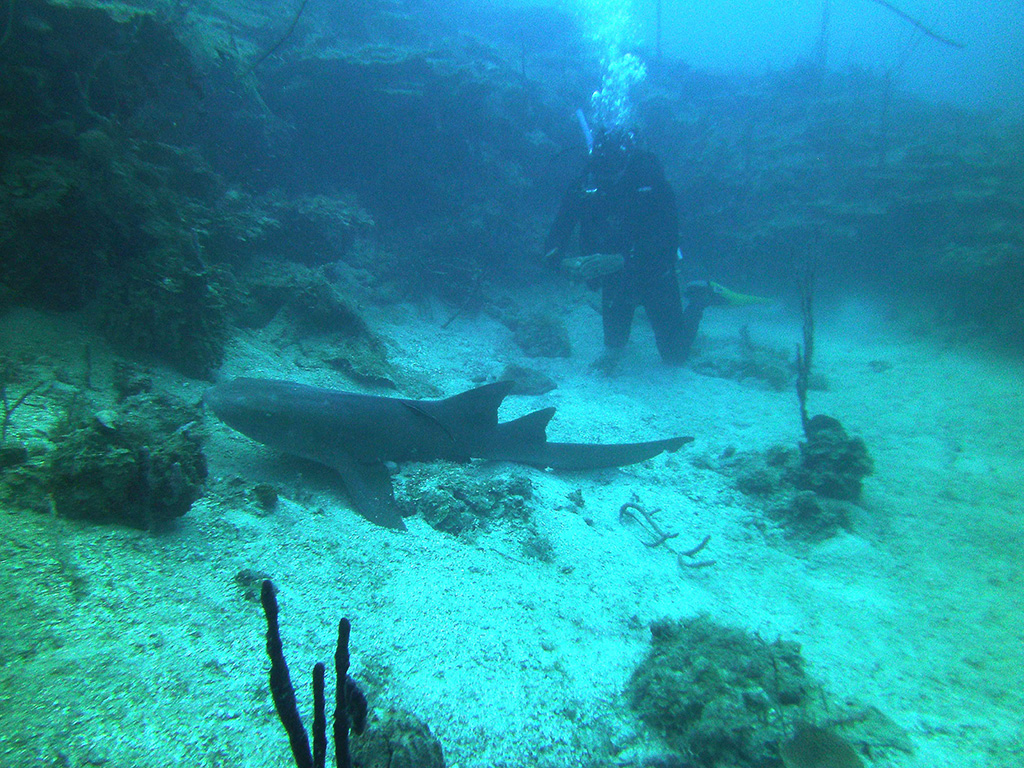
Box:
[204,377,691,530]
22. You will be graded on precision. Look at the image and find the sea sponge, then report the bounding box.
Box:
[792,415,873,501]
[780,725,863,768]
[627,616,811,767]
[397,462,533,537]
[48,393,206,528]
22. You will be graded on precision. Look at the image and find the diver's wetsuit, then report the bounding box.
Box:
[545,149,701,365]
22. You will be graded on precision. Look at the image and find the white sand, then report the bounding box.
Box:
[0,289,1021,768]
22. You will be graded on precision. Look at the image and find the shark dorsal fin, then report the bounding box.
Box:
[493,407,555,445]
[418,380,514,434]
[399,381,515,460]
[441,381,514,424]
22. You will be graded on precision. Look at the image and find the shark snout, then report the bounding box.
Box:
[202,378,287,433]
[202,381,247,421]
[201,384,226,416]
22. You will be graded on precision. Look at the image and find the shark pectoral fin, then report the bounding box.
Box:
[332,455,407,531]
[534,436,693,471]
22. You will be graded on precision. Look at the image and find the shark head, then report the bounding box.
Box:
[203,378,317,451]
[202,377,446,465]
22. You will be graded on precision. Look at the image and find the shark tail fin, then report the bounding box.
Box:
[483,410,691,470]
[533,436,693,470]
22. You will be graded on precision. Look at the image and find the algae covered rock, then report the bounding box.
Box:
[779,724,863,768]
[398,462,534,536]
[255,192,375,266]
[510,312,572,358]
[101,246,233,380]
[351,708,446,768]
[720,440,859,541]
[285,267,373,335]
[689,326,798,392]
[627,615,813,767]
[792,415,872,502]
[48,394,206,528]
[323,337,398,390]
[498,363,557,395]
[769,490,853,542]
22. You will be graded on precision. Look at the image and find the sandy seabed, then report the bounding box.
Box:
[1,287,1021,768]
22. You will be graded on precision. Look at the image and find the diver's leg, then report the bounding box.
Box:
[646,273,701,365]
[601,273,635,350]
[595,274,634,373]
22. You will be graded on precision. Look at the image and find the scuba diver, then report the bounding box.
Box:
[544,125,740,374]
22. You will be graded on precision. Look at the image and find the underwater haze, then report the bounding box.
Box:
[1,1,1022,767]
[489,0,1024,112]
[653,0,1024,113]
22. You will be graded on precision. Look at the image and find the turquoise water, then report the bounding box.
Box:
[1,2,1021,766]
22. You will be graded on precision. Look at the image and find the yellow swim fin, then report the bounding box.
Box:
[685,280,772,308]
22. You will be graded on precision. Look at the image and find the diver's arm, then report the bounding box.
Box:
[544,177,583,264]
[636,154,679,262]
[653,174,680,257]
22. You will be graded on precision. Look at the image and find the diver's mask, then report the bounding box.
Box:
[586,127,637,193]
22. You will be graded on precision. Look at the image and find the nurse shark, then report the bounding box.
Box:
[204,377,690,530]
